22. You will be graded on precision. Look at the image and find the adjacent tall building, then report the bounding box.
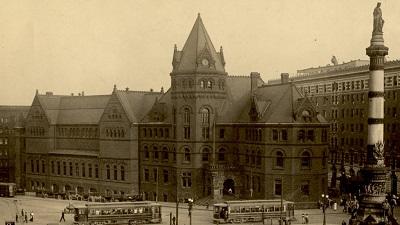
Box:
[0,106,30,188]
[22,14,329,205]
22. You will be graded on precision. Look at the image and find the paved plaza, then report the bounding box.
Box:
[0,196,353,225]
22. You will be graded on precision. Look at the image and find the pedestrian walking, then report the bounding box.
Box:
[21,209,24,217]
[304,214,309,224]
[172,216,176,225]
[16,214,18,222]
[301,213,305,224]
[24,213,28,223]
[60,210,66,222]
[342,220,347,225]
[29,212,34,222]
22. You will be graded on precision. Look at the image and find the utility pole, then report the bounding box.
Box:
[176,168,179,225]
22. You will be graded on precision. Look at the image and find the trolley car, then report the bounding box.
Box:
[213,199,295,224]
[73,201,162,225]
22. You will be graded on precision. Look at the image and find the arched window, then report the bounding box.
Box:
[200,108,210,124]
[218,148,225,161]
[144,146,149,159]
[200,80,205,89]
[202,148,210,162]
[121,166,125,181]
[184,148,191,162]
[207,80,212,88]
[276,151,284,168]
[301,151,311,168]
[153,146,159,160]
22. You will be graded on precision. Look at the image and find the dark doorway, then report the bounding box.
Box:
[223,179,235,195]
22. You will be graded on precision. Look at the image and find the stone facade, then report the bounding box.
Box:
[21,15,329,206]
[0,106,29,188]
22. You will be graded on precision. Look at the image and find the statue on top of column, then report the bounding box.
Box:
[373,2,384,33]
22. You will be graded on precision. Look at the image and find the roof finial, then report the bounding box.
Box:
[35,89,39,96]
[113,84,117,92]
[174,44,177,51]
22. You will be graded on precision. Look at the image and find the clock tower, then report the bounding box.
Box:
[170,13,228,200]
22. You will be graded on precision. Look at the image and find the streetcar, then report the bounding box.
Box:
[213,199,295,224]
[0,182,16,197]
[73,201,162,225]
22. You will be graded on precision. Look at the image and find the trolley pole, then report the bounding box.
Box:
[280,176,283,225]
[176,169,179,225]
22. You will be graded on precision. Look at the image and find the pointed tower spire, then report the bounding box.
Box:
[171,14,226,75]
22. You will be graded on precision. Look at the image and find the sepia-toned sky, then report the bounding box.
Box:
[1,0,400,105]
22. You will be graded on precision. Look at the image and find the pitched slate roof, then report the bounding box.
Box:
[35,94,110,125]
[115,90,163,123]
[172,14,225,74]
[56,95,110,124]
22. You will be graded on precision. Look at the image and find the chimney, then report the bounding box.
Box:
[281,73,289,84]
[71,93,74,96]
[82,91,85,96]
[250,72,261,92]
[78,93,81,96]
[150,88,153,92]
[45,92,53,96]
[161,87,164,93]
[125,87,129,92]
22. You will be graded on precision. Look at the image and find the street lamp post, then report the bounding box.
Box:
[321,194,329,225]
[188,198,193,225]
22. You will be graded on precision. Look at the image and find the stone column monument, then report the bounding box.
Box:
[350,2,389,225]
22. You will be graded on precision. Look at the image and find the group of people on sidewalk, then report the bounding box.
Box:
[301,213,309,224]
[16,209,34,223]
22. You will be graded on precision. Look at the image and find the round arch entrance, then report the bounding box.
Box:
[223,179,235,195]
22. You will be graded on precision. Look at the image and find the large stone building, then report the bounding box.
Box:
[268,58,400,192]
[0,106,29,188]
[138,14,329,204]
[22,15,329,205]
[24,90,161,196]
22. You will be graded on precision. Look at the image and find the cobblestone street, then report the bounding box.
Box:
[0,196,355,225]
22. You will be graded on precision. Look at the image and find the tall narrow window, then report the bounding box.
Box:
[95,164,99,178]
[218,148,225,161]
[88,164,92,178]
[163,169,169,183]
[144,146,149,159]
[184,148,191,162]
[182,172,192,187]
[301,151,311,169]
[272,129,278,141]
[41,160,45,173]
[183,108,190,139]
[121,166,125,181]
[275,179,282,196]
[82,163,86,177]
[202,148,209,162]
[76,163,79,176]
[276,151,284,168]
[57,161,60,175]
[63,162,66,176]
[201,108,210,124]
[69,162,73,176]
[106,165,110,179]
[36,160,39,173]
[144,168,149,182]
[114,165,118,180]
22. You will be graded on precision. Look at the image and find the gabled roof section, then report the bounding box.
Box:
[32,93,110,125]
[232,83,327,124]
[115,90,163,123]
[172,14,226,75]
[141,88,173,123]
